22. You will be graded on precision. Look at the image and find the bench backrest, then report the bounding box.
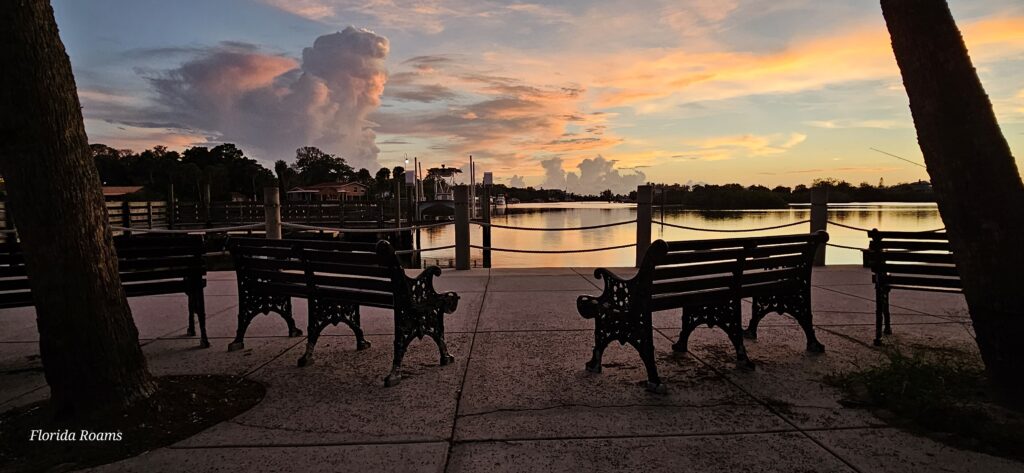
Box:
[0,242,31,309]
[864,230,960,292]
[113,235,206,296]
[640,232,828,312]
[0,235,206,309]
[228,238,403,309]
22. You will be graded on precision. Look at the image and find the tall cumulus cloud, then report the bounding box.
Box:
[147,27,388,169]
[541,155,646,195]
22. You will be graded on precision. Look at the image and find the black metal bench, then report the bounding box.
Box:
[577,231,828,393]
[863,229,960,346]
[228,238,459,386]
[0,235,209,347]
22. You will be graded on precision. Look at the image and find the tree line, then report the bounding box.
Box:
[90,143,405,202]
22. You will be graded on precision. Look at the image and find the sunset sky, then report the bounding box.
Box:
[53,0,1024,192]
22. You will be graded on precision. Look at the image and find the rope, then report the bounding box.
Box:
[395,245,456,255]
[0,229,16,235]
[472,219,637,231]
[654,219,811,233]
[826,242,868,251]
[470,243,636,254]
[281,221,453,233]
[111,223,264,234]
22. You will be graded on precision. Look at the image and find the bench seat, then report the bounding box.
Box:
[578,231,828,393]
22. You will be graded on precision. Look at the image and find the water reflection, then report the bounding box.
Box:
[416,202,942,267]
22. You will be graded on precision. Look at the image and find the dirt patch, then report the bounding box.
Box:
[0,375,264,472]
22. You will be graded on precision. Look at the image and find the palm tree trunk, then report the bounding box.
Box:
[0,0,155,417]
[881,0,1024,396]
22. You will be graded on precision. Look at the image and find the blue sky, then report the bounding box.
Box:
[53,0,1024,191]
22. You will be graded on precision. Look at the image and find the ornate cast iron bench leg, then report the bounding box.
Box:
[189,288,210,348]
[298,300,369,367]
[384,294,459,387]
[634,314,666,394]
[680,301,755,370]
[228,292,299,352]
[874,286,891,346]
[749,294,825,353]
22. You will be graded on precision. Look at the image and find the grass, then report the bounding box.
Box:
[829,344,1024,462]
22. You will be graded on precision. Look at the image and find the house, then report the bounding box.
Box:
[286,181,369,202]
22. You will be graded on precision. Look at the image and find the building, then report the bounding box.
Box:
[286,181,369,202]
[102,186,144,200]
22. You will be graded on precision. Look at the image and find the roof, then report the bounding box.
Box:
[288,181,368,193]
[102,186,144,197]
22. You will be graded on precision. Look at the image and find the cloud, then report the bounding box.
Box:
[508,174,526,187]
[678,132,807,161]
[806,119,905,129]
[541,155,646,195]
[374,55,616,171]
[145,27,388,168]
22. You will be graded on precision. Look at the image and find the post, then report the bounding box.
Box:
[146,201,153,229]
[810,187,828,266]
[635,185,653,267]
[202,181,211,228]
[482,185,492,268]
[454,185,470,270]
[121,198,131,236]
[264,187,282,240]
[394,178,402,228]
[167,184,175,230]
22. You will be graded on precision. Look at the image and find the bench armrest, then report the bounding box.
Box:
[578,268,637,319]
[407,266,460,314]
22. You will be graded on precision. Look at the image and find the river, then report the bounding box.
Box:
[414,202,943,268]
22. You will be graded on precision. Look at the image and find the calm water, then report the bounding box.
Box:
[416,202,943,268]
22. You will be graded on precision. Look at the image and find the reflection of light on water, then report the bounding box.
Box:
[414,203,943,268]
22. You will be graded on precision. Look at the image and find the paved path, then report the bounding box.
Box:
[1,266,1019,472]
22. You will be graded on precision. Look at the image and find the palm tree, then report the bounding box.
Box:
[0,0,155,417]
[881,0,1024,397]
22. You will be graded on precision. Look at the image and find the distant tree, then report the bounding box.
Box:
[599,189,613,201]
[0,0,155,417]
[356,168,372,185]
[392,166,405,184]
[772,186,791,194]
[293,146,353,185]
[882,0,1024,397]
[374,167,390,196]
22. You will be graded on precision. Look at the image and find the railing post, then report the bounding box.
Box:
[810,187,828,266]
[454,185,470,270]
[635,185,653,267]
[121,198,132,236]
[167,184,176,230]
[264,187,282,240]
[482,185,492,268]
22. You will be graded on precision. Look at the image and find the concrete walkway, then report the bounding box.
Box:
[1,266,1020,472]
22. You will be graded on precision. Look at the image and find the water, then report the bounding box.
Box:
[416,202,943,268]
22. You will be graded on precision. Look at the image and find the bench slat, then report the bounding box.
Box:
[873,252,955,265]
[874,240,951,252]
[310,274,393,293]
[315,286,394,307]
[882,263,958,277]
[885,275,961,289]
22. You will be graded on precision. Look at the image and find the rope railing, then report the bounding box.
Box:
[395,245,456,255]
[281,221,453,233]
[471,219,637,231]
[826,242,868,251]
[111,223,264,234]
[653,219,811,233]
[470,243,636,254]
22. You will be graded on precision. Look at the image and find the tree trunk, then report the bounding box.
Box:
[0,0,155,417]
[881,0,1024,396]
